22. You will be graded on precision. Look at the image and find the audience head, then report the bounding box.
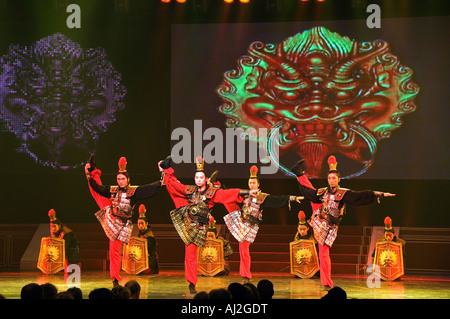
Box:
[41,282,58,299]
[321,286,347,300]
[111,285,131,299]
[227,282,254,299]
[208,288,232,299]
[193,291,209,299]
[67,287,83,299]
[125,280,141,299]
[89,288,113,299]
[55,292,74,299]
[257,279,274,299]
[243,282,260,299]
[21,283,43,300]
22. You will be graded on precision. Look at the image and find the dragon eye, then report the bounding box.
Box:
[273,89,306,102]
[335,91,353,100]
[327,88,362,104]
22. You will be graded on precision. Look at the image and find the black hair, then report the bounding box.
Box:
[327,170,340,178]
[117,171,130,179]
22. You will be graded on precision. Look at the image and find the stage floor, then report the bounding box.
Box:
[1,270,450,299]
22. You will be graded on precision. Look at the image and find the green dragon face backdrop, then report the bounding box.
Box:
[217,27,420,178]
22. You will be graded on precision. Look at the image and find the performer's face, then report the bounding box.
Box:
[298,225,309,237]
[195,172,207,188]
[137,219,148,231]
[384,232,394,241]
[117,173,129,188]
[248,178,260,190]
[50,223,60,236]
[327,172,340,188]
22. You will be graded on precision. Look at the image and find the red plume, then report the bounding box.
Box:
[48,209,56,220]
[327,155,338,171]
[384,216,392,226]
[138,204,146,219]
[327,156,336,165]
[250,165,258,178]
[298,211,305,220]
[209,216,215,223]
[118,156,127,172]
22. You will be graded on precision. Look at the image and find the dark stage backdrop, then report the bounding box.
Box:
[0,0,448,229]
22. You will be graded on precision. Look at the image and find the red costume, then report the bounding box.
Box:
[48,209,81,274]
[86,156,162,285]
[223,166,299,281]
[294,156,387,289]
[296,174,333,287]
[161,156,244,292]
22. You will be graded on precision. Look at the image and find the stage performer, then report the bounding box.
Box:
[48,209,81,273]
[223,165,303,283]
[290,156,395,290]
[372,216,406,258]
[378,216,406,246]
[137,204,159,274]
[158,155,254,294]
[374,216,406,280]
[294,211,315,242]
[85,156,162,286]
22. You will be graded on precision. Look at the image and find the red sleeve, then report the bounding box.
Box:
[163,167,189,208]
[297,175,322,212]
[88,169,111,209]
[209,188,242,209]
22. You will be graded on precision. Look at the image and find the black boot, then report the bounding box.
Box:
[290,158,306,177]
[88,154,96,172]
[188,282,197,294]
[160,155,172,169]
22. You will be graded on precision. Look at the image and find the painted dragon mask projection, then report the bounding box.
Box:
[217,27,419,178]
[0,33,126,169]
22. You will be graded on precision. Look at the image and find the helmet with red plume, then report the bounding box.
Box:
[298,210,307,225]
[48,209,62,226]
[249,165,259,181]
[138,204,148,223]
[384,216,394,233]
[117,156,130,178]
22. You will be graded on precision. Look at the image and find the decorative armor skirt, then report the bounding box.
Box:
[223,210,259,243]
[170,206,209,247]
[308,209,338,247]
[95,206,132,244]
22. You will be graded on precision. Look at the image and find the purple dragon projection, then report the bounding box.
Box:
[0,33,126,169]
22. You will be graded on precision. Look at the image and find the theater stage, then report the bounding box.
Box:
[1,270,449,299]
